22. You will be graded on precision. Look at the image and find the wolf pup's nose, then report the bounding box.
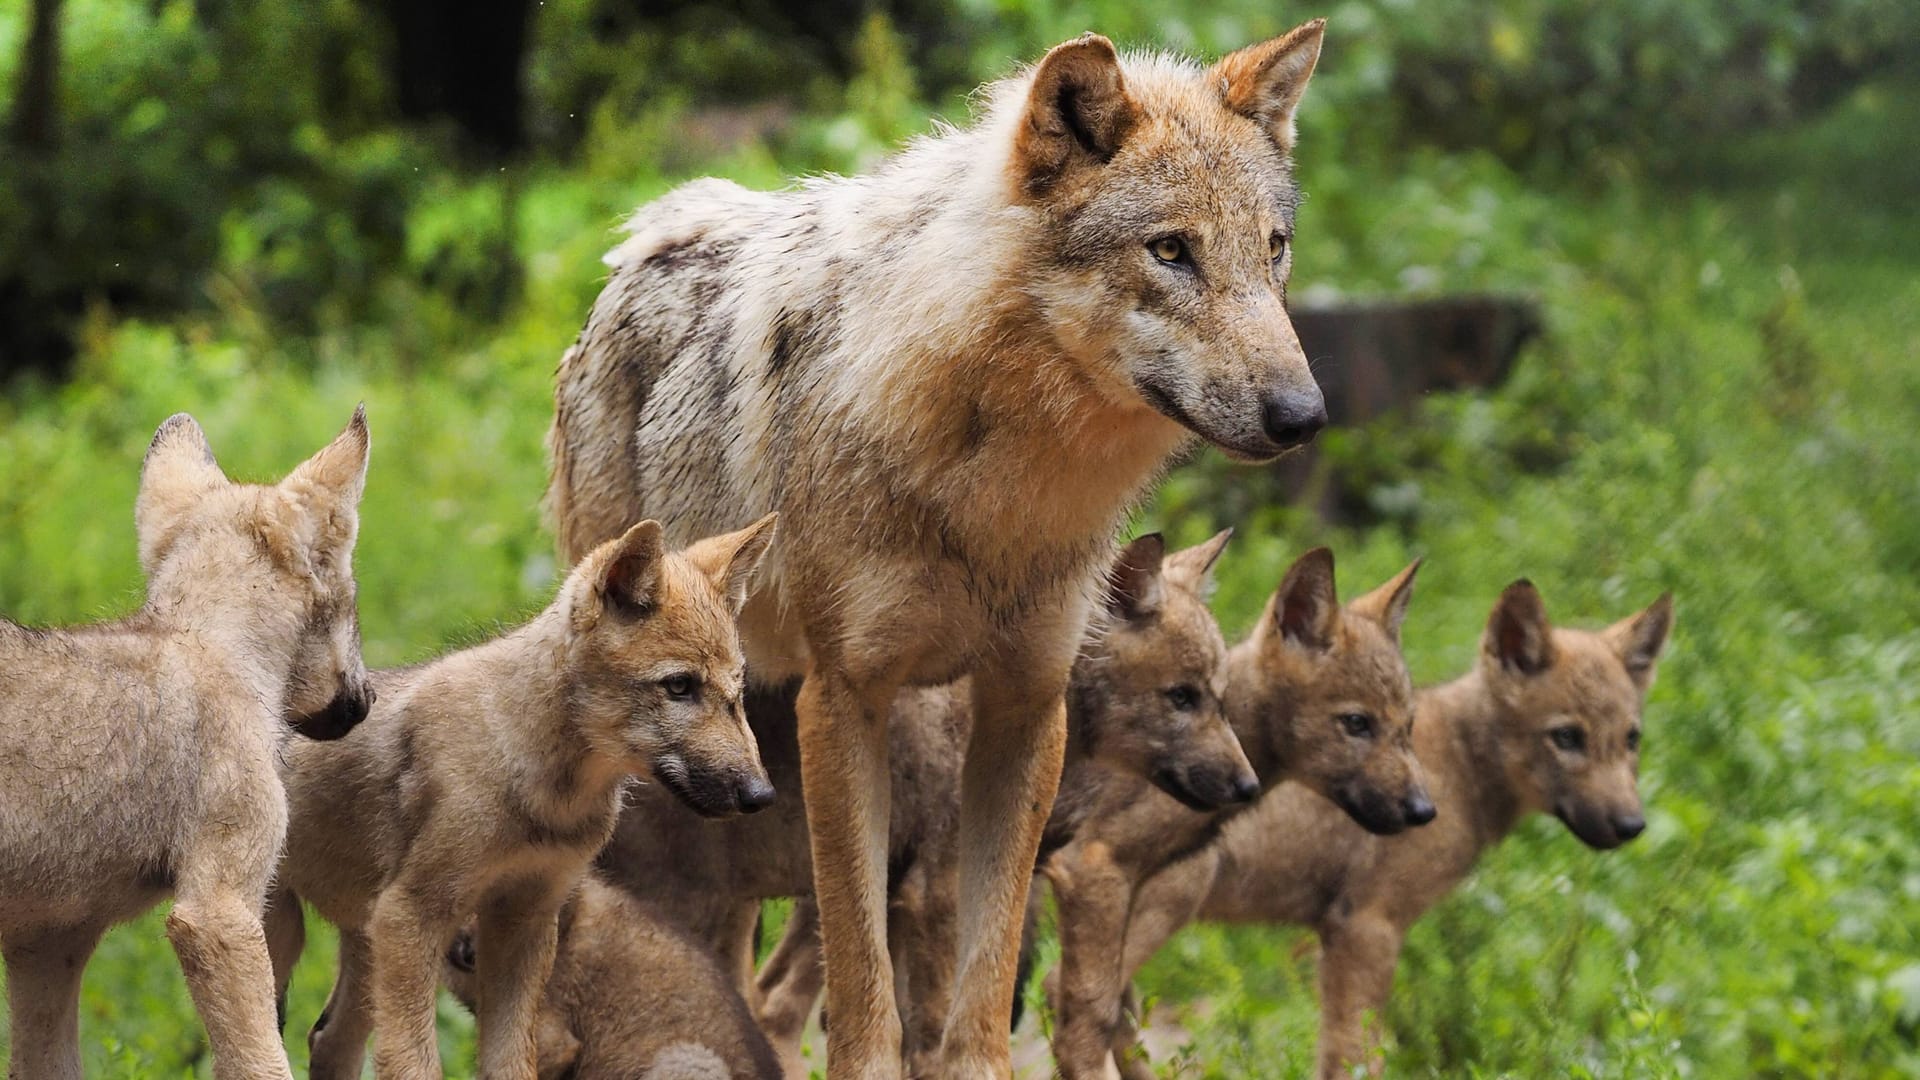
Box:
[1404,792,1438,827]
[1611,813,1645,841]
[1231,771,1261,804]
[1261,388,1328,449]
[737,775,777,814]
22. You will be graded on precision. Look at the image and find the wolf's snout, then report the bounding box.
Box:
[1403,791,1438,827]
[292,684,375,741]
[1231,771,1261,804]
[1611,812,1645,842]
[1260,387,1327,449]
[736,774,777,814]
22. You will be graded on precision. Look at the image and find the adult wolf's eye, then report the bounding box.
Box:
[1269,232,1288,262]
[1549,726,1585,753]
[1337,713,1374,739]
[1149,236,1188,264]
[1165,684,1201,711]
[661,674,698,700]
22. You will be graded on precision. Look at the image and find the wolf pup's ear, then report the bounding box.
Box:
[1014,33,1139,196]
[1162,528,1233,600]
[1211,18,1325,151]
[1485,579,1555,675]
[688,512,779,616]
[1351,558,1421,643]
[1105,532,1168,620]
[597,519,667,616]
[277,405,372,567]
[1274,546,1339,651]
[136,413,228,571]
[1605,591,1674,691]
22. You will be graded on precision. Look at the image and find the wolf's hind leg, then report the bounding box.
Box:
[166,886,297,1080]
[2,922,104,1080]
[307,927,378,1080]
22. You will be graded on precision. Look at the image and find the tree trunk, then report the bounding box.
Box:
[9,0,62,151]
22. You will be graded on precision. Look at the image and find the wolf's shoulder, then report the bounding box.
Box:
[604,177,804,273]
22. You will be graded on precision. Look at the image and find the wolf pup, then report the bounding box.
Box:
[1108,582,1674,1079]
[549,20,1332,1073]
[0,409,374,1080]
[1043,547,1434,1079]
[740,530,1255,1074]
[264,513,778,1080]
[442,873,783,1080]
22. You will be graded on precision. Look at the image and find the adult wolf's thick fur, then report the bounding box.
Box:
[550,21,1331,1074]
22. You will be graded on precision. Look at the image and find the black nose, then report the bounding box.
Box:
[1611,813,1645,841]
[1261,388,1328,449]
[736,775,777,814]
[1231,771,1261,804]
[1404,792,1437,826]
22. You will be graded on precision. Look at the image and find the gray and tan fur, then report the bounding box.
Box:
[264,514,777,1080]
[442,873,784,1080]
[1041,547,1434,1079]
[0,409,374,1080]
[1106,582,1674,1079]
[550,21,1332,1074]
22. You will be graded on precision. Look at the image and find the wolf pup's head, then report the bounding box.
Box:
[1074,529,1255,812]
[1238,548,1434,834]
[1007,20,1329,461]
[565,513,779,818]
[135,407,375,740]
[1480,582,1674,850]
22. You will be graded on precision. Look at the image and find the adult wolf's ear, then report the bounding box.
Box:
[1212,18,1325,151]
[1274,546,1339,652]
[1485,579,1555,675]
[1605,592,1674,691]
[1351,558,1421,643]
[1014,33,1139,195]
[1105,532,1167,620]
[594,519,667,617]
[136,413,228,571]
[687,512,780,615]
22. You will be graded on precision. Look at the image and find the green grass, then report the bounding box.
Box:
[2,74,1917,1080]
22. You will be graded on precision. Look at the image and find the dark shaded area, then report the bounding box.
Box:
[384,0,535,155]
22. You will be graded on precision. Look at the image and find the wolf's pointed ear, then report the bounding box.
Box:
[1106,532,1167,620]
[595,519,666,616]
[1014,33,1139,196]
[1274,546,1339,651]
[1351,558,1421,643]
[1211,18,1324,151]
[1485,580,1555,675]
[688,512,779,616]
[1162,528,1233,599]
[283,404,372,511]
[1605,592,1674,692]
[136,413,228,570]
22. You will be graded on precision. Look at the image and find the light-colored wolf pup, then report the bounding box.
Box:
[0,409,374,1080]
[441,873,784,1080]
[549,19,1333,1073]
[263,513,778,1080]
[1043,547,1433,1079]
[1106,581,1674,1079]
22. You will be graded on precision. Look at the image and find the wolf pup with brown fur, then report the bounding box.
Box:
[264,513,777,1080]
[0,409,374,1080]
[442,873,784,1080]
[1043,547,1433,1079]
[550,20,1331,1074]
[1108,582,1674,1079]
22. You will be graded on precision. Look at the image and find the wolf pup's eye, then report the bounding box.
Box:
[1337,713,1374,739]
[1165,684,1202,711]
[1269,232,1288,262]
[1626,727,1642,752]
[1549,726,1585,753]
[1149,236,1188,265]
[661,674,698,700]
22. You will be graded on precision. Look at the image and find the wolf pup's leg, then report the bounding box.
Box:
[755,896,824,1077]
[1315,912,1403,1080]
[308,928,378,1080]
[1043,843,1136,1080]
[940,674,1070,1076]
[795,663,905,1078]
[2,922,105,1080]
[472,885,567,1080]
[262,885,307,1031]
[1106,849,1221,1076]
[165,885,298,1080]
[369,885,456,1079]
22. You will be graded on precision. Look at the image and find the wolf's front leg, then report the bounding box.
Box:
[755,895,825,1077]
[2,922,104,1080]
[472,888,565,1080]
[796,662,905,1079]
[1042,845,1135,1080]
[1315,911,1403,1080]
[369,887,455,1079]
[165,887,297,1080]
[940,674,1070,1077]
[1105,850,1221,1078]
[309,928,378,1080]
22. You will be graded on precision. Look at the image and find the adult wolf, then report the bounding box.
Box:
[550,20,1329,1076]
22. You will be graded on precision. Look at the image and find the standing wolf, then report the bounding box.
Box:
[550,20,1330,1075]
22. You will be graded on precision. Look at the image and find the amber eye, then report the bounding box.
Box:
[1269,232,1288,262]
[1149,236,1188,264]
[661,674,698,700]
